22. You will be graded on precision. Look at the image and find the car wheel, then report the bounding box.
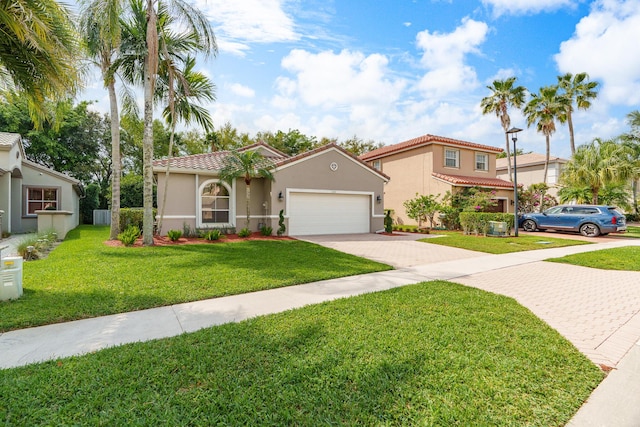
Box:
[522,219,537,232]
[580,223,600,237]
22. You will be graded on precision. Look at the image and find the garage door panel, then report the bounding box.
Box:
[289,193,370,235]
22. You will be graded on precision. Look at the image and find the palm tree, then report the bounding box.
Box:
[115,0,216,244]
[524,85,569,184]
[80,0,124,240]
[219,150,276,230]
[480,77,527,182]
[0,0,80,125]
[156,57,216,234]
[621,110,640,214]
[557,72,599,155]
[560,138,636,204]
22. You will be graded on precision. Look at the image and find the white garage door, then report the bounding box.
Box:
[289,192,370,235]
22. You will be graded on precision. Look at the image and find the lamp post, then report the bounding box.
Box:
[506,127,522,236]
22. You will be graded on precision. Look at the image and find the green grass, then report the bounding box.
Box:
[624,225,640,238]
[547,246,640,271]
[0,281,603,426]
[420,231,590,254]
[0,226,391,332]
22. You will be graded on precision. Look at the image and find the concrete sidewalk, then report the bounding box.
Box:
[1,235,639,425]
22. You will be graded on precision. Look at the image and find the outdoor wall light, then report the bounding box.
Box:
[278,191,283,201]
[376,195,382,204]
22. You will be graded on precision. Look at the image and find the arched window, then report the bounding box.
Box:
[201,182,230,223]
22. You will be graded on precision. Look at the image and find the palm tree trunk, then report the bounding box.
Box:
[107,79,121,240]
[543,135,550,184]
[156,121,176,236]
[142,0,158,246]
[504,132,513,182]
[245,184,251,229]
[567,111,576,155]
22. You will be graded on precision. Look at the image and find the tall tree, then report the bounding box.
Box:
[80,0,124,239]
[156,57,215,234]
[115,0,216,243]
[557,72,599,155]
[524,85,569,184]
[219,150,276,230]
[0,0,80,125]
[480,77,527,182]
[0,99,108,183]
[621,110,640,213]
[559,138,636,204]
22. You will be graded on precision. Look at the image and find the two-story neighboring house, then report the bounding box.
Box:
[496,153,568,198]
[360,134,514,226]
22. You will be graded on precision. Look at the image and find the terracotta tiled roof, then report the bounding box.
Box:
[360,134,502,161]
[152,143,390,180]
[239,142,289,158]
[432,172,514,189]
[496,153,568,170]
[0,132,20,147]
[153,151,232,171]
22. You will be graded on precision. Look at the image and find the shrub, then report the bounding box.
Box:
[459,212,515,236]
[260,226,273,236]
[238,228,252,238]
[203,229,221,241]
[119,208,156,233]
[384,210,393,233]
[277,209,286,236]
[167,230,182,241]
[118,225,140,246]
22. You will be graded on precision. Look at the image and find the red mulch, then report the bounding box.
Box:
[104,232,295,247]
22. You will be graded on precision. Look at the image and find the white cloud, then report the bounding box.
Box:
[278,49,406,109]
[414,18,488,98]
[228,83,255,98]
[555,0,640,106]
[194,0,298,55]
[482,0,578,17]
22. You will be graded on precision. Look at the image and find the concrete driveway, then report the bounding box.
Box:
[298,232,484,268]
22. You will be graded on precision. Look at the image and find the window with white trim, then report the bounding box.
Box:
[444,149,459,168]
[373,160,381,171]
[25,187,59,216]
[201,182,230,223]
[475,153,488,171]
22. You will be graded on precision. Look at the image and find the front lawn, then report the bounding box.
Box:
[547,246,640,271]
[0,281,603,425]
[420,231,590,254]
[625,225,640,238]
[0,226,391,332]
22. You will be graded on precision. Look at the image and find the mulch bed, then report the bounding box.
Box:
[104,232,295,247]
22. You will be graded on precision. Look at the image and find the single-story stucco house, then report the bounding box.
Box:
[0,132,83,237]
[360,134,514,226]
[153,142,390,236]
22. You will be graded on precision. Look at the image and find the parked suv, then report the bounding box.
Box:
[520,205,626,237]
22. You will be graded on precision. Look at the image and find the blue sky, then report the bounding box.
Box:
[82,0,640,158]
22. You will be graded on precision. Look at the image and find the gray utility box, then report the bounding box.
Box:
[1,256,24,301]
[488,221,509,237]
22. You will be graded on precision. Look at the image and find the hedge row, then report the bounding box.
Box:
[459,212,515,236]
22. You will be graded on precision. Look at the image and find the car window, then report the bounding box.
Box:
[608,207,623,215]
[583,208,599,214]
[546,206,563,214]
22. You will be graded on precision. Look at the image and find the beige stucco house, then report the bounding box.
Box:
[153,142,389,236]
[496,153,568,198]
[0,132,83,237]
[360,134,514,226]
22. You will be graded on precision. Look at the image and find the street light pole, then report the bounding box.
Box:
[506,127,523,237]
